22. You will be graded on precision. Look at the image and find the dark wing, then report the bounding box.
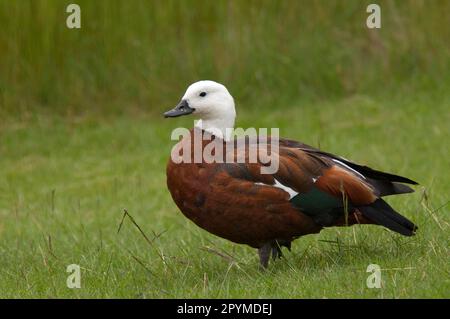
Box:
[279,138,418,196]
[220,136,417,236]
[281,138,418,235]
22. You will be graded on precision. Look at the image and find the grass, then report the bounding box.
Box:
[1,0,450,118]
[0,0,449,298]
[0,93,448,298]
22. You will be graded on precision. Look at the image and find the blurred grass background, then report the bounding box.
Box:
[1,0,449,119]
[0,0,449,298]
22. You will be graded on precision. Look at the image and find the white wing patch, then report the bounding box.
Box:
[332,159,366,179]
[255,179,298,199]
[274,179,298,198]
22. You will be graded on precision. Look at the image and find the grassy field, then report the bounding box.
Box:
[0,1,449,298]
[1,94,449,298]
[1,0,450,118]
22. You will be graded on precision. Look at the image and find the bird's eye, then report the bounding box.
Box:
[199,92,207,97]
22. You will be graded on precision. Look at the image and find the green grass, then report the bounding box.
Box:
[0,93,448,298]
[1,0,450,118]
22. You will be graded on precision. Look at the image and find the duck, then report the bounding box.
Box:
[164,80,418,268]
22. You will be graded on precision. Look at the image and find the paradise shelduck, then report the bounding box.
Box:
[164,80,418,268]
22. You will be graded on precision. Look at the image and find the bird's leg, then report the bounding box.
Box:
[271,241,283,260]
[258,243,272,269]
[259,241,289,268]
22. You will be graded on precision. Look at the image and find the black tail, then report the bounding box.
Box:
[330,159,419,185]
[367,179,415,197]
[301,149,418,197]
[358,199,417,236]
[301,149,419,185]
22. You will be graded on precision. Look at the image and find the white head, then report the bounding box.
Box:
[164,80,236,140]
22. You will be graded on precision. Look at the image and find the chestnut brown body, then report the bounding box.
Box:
[166,129,417,255]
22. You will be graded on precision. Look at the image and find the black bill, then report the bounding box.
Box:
[164,100,195,118]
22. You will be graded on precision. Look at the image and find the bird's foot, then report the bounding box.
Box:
[258,241,284,269]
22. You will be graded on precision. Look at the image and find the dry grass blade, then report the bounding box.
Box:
[117,210,127,234]
[118,209,159,245]
[118,209,172,272]
[420,190,446,231]
[127,249,155,277]
[46,234,58,259]
[203,272,208,293]
[200,246,235,263]
[384,267,416,271]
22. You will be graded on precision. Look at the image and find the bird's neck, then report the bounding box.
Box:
[194,116,235,141]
